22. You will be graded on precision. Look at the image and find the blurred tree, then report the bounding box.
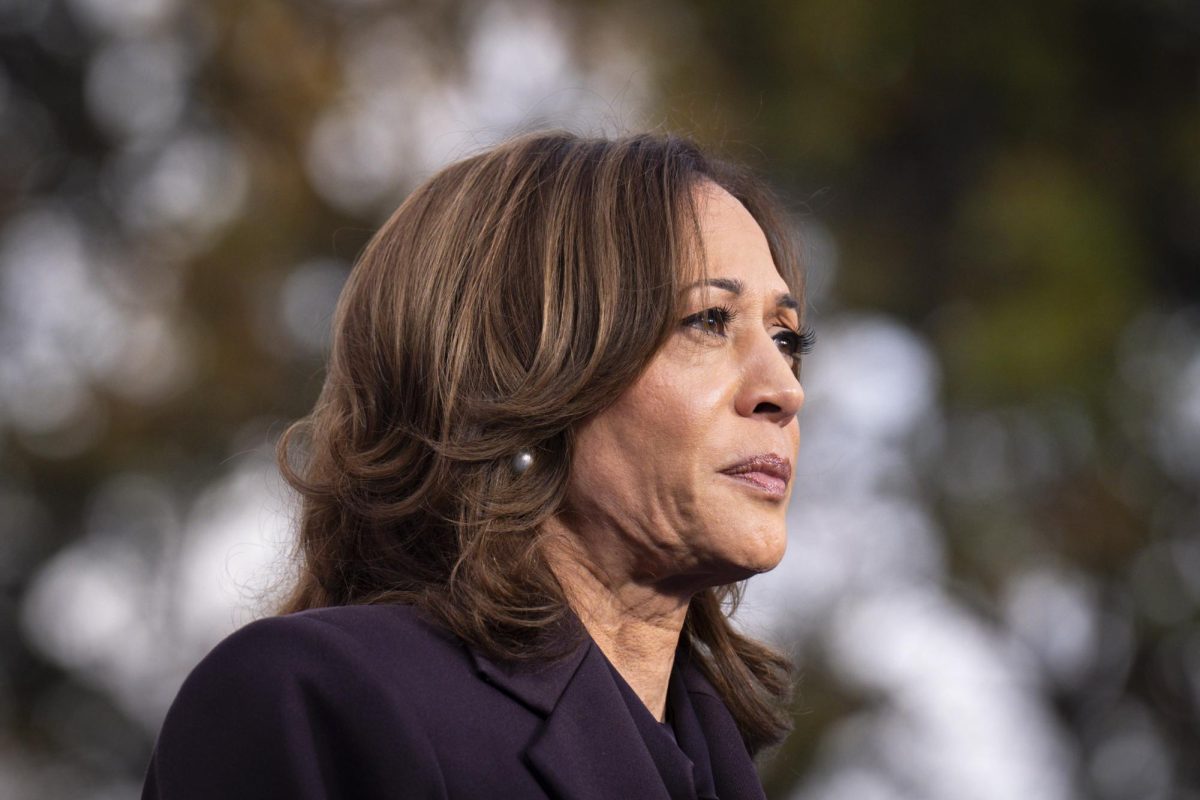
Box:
[644,0,1200,794]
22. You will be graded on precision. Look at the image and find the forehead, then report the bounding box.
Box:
[692,183,790,295]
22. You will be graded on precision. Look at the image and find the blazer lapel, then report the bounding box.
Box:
[470,641,670,800]
[681,663,767,800]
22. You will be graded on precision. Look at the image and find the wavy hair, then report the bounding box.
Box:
[277,131,803,753]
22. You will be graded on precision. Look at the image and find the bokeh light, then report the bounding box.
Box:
[2,0,1198,798]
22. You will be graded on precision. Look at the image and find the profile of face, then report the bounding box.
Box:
[563,182,806,594]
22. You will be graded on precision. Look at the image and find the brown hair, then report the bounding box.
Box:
[278,131,803,753]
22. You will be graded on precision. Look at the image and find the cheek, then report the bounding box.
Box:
[618,367,724,474]
[570,365,724,510]
[633,347,731,431]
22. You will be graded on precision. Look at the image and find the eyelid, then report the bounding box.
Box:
[682,305,814,361]
[681,305,736,336]
[771,323,816,364]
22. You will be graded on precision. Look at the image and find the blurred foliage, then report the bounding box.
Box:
[652,1,1200,793]
[1,0,1198,798]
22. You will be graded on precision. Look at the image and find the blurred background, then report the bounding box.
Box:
[1,0,1198,797]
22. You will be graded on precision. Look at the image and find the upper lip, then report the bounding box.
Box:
[719,453,793,483]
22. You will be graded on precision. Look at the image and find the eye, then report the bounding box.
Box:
[682,306,735,337]
[773,325,816,363]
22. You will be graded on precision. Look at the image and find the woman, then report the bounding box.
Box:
[143,131,813,800]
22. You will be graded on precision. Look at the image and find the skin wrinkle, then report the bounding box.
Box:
[543,182,805,721]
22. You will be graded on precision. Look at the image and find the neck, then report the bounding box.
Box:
[542,525,690,722]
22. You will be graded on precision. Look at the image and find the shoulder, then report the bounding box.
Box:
[187,603,468,697]
[155,603,477,746]
[147,604,458,798]
[210,603,460,661]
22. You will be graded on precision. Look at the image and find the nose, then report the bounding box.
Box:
[734,332,805,426]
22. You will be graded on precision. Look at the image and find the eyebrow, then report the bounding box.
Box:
[688,277,800,312]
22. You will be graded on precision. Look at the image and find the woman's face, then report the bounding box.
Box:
[563,182,806,593]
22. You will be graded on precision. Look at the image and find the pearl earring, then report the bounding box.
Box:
[511,449,534,474]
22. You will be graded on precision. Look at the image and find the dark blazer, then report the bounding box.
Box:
[142,604,767,799]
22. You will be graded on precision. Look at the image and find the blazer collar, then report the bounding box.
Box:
[466,633,591,717]
[467,629,765,800]
[679,659,767,800]
[468,635,672,800]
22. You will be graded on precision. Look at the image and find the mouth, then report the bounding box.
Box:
[718,453,793,499]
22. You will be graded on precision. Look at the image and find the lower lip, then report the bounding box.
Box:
[720,471,788,498]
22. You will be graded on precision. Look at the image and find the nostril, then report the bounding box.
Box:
[754,402,782,414]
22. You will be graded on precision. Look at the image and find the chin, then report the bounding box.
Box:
[746,543,787,575]
[718,528,788,581]
[761,521,791,563]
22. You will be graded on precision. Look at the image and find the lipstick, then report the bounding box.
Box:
[719,454,792,498]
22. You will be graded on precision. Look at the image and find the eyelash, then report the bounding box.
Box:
[681,305,816,363]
